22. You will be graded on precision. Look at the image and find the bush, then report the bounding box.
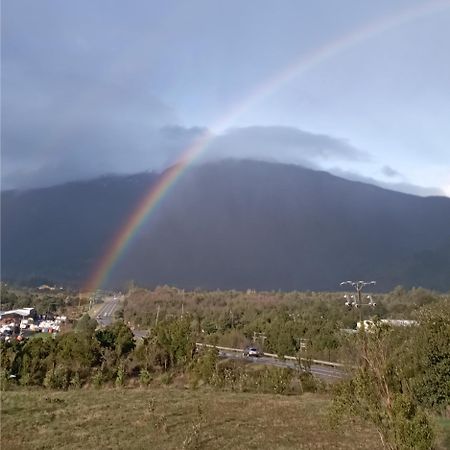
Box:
[91,368,104,388]
[160,372,174,385]
[0,369,14,391]
[190,347,218,386]
[70,372,81,389]
[206,359,295,394]
[115,363,126,387]
[138,368,152,387]
[297,371,321,393]
[43,365,70,389]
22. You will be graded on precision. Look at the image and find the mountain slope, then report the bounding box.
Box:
[2,160,450,291]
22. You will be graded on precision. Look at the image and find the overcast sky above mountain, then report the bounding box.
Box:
[2,0,450,196]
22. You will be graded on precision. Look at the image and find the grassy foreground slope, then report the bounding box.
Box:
[1,387,382,450]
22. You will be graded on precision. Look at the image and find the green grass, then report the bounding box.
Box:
[1,387,383,450]
[435,416,450,450]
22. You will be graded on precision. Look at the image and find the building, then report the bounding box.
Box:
[356,319,418,330]
[0,308,38,326]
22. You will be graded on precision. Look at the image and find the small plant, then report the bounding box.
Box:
[115,363,126,387]
[297,371,320,393]
[260,367,293,394]
[43,367,55,389]
[91,368,103,388]
[154,413,168,434]
[19,372,31,387]
[69,372,81,389]
[138,368,152,387]
[144,397,169,434]
[147,397,156,415]
[182,404,205,449]
[160,372,174,385]
[0,369,13,391]
[43,365,70,390]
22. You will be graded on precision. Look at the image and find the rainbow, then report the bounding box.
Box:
[83,0,450,292]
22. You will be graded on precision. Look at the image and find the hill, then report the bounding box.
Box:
[2,159,450,291]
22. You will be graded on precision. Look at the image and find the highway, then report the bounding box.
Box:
[216,350,346,380]
[94,295,122,326]
[131,333,347,381]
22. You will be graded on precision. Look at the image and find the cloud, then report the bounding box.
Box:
[2,112,369,190]
[1,1,186,190]
[1,69,188,189]
[329,168,444,197]
[3,106,444,198]
[203,126,368,167]
[1,122,204,190]
[381,165,401,178]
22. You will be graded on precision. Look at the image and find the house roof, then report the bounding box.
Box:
[0,307,36,318]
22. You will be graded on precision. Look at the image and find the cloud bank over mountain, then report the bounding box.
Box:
[3,1,449,196]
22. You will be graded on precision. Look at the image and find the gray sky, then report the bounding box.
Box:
[2,0,450,196]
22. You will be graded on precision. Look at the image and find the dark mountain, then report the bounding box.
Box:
[2,160,450,291]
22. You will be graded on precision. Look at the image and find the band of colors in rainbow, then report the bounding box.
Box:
[82,0,450,292]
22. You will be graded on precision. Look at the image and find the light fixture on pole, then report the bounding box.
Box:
[340,280,377,322]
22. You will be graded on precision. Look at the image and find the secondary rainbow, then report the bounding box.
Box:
[83,0,450,292]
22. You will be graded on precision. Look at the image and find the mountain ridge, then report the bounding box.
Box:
[2,159,450,291]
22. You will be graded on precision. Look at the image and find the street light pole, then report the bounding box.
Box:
[340,280,377,325]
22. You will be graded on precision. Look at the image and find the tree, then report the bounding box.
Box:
[19,336,56,386]
[144,317,195,371]
[95,321,135,357]
[75,314,98,336]
[410,303,450,413]
[330,324,434,450]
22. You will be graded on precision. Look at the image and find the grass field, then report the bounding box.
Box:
[2,387,448,449]
[1,387,383,450]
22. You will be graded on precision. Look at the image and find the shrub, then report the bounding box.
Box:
[91,368,104,388]
[138,368,152,387]
[44,365,70,389]
[115,363,126,387]
[70,372,81,389]
[190,347,218,386]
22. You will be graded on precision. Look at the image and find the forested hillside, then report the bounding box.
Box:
[2,160,450,291]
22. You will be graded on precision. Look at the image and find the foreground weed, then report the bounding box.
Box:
[182,404,205,450]
[145,396,169,434]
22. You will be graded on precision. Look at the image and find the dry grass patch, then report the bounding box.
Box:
[2,387,383,449]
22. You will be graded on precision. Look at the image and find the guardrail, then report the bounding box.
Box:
[195,342,346,369]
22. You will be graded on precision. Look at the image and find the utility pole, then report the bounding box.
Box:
[253,332,267,349]
[340,280,377,325]
[340,280,377,369]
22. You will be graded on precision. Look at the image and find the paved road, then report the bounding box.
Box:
[133,329,149,339]
[220,351,346,380]
[130,329,346,380]
[95,296,122,326]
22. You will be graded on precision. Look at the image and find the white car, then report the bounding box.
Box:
[243,347,260,357]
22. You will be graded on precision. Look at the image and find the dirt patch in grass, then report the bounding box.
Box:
[1,387,382,449]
